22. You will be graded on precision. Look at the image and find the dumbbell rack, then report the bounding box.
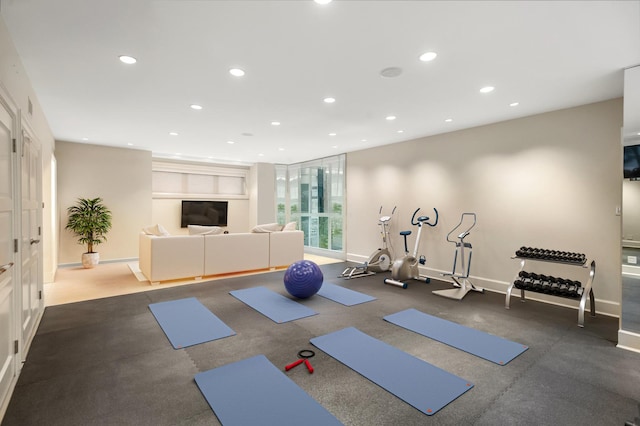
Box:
[505,248,596,327]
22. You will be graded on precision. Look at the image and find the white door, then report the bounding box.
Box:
[20,129,42,346]
[0,100,17,404]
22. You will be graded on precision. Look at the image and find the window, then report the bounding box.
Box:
[276,155,345,254]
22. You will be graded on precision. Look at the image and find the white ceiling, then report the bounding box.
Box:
[2,0,639,165]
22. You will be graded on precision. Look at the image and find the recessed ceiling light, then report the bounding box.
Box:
[324,97,336,104]
[397,130,404,133]
[119,55,137,64]
[361,139,367,142]
[82,137,88,141]
[278,147,285,151]
[419,51,437,62]
[480,86,495,93]
[445,118,453,122]
[510,102,519,107]
[314,0,332,4]
[380,67,403,78]
[169,132,179,136]
[332,145,338,149]
[190,104,203,110]
[271,121,281,126]
[127,143,133,146]
[259,153,264,157]
[227,140,235,144]
[229,68,245,77]
[329,133,337,136]
[386,116,396,121]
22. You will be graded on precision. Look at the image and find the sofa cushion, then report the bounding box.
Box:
[188,224,224,235]
[251,223,283,233]
[142,224,170,236]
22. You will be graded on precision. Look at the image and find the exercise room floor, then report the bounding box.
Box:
[5,262,640,425]
[45,253,341,306]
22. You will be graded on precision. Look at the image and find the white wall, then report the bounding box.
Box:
[56,141,152,264]
[347,99,623,315]
[249,163,276,228]
[0,17,56,281]
[152,198,250,235]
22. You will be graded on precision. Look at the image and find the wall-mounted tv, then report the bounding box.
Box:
[624,144,640,179]
[181,200,228,227]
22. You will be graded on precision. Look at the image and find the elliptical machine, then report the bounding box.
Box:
[340,206,396,279]
[384,207,438,289]
[432,212,484,300]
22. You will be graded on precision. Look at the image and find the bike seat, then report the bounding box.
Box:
[400,230,412,236]
[417,216,429,222]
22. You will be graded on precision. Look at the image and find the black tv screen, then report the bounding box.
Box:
[624,145,640,179]
[181,200,228,227]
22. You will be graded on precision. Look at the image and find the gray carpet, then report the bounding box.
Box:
[3,262,640,425]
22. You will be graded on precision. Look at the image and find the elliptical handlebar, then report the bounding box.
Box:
[446,212,476,243]
[379,206,397,223]
[411,207,439,227]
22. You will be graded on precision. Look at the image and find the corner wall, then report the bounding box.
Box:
[346,98,623,316]
[56,141,152,264]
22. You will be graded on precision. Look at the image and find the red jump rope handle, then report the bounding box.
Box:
[304,359,314,374]
[285,359,304,371]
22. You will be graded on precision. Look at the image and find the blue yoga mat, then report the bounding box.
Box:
[384,308,528,365]
[317,283,376,306]
[195,355,343,426]
[310,327,473,416]
[229,286,317,323]
[149,297,235,349]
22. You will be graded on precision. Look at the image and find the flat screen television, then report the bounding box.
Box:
[624,144,640,179]
[181,200,228,227]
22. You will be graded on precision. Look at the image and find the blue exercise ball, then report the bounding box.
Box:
[284,260,324,299]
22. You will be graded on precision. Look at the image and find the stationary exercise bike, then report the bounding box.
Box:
[384,207,438,288]
[432,212,484,300]
[340,206,396,279]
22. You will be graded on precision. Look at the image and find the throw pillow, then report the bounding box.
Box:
[251,223,283,233]
[283,221,297,231]
[142,224,170,236]
[188,225,224,235]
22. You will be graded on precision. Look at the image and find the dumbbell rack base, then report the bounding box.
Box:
[505,257,595,327]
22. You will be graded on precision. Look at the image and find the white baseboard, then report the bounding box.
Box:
[617,329,640,353]
[346,255,622,318]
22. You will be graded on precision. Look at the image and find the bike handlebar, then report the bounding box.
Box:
[411,208,439,227]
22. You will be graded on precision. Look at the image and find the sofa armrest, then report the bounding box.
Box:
[269,231,304,268]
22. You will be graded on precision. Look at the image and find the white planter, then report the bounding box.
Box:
[81,252,100,269]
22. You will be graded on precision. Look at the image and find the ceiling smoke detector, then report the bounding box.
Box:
[380,67,403,78]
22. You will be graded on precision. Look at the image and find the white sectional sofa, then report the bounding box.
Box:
[139,230,304,284]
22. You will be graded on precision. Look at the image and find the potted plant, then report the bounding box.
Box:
[65,197,112,268]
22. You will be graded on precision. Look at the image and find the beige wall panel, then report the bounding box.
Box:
[347,99,623,311]
[56,142,152,264]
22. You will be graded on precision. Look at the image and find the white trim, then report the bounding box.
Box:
[152,160,249,177]
[152,192,248,200]
[345,254,622,318]
[617,329,640,353]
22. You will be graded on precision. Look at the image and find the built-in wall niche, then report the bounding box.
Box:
[151,160,249,199]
